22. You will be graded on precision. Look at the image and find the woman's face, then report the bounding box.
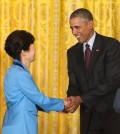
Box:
[24,44,36,63]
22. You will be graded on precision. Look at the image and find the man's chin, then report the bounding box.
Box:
[78,40,84,44]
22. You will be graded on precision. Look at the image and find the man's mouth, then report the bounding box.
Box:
[76,35,81,39]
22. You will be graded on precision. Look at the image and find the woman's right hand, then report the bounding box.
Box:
[62,99,72,113]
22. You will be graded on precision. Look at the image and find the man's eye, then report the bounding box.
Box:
[75,26,80,29]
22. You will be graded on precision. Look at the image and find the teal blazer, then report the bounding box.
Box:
[2,59,64,134]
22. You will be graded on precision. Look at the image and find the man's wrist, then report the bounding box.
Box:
[77,96,83,103]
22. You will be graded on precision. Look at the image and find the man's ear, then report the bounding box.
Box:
[89,20,94,28]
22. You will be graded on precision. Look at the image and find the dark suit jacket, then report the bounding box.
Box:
[67,32,120,112]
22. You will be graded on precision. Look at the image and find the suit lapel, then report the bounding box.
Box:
[88,33,102,76]
[76,43,89,79]
[74,34,102,80]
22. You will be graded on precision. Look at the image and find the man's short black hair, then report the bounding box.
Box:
[70,8,93,21]
[4,30,35,60]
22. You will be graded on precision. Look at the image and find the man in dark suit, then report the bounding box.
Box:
[66,8,120,134]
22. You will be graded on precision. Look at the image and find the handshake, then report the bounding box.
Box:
[63,96,83,113]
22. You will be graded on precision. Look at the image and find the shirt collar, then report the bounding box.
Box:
[83,31,96,51]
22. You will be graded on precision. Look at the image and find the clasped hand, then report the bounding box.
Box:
[63,96,83,113]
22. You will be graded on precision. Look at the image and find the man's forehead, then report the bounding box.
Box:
[70,17,89,22]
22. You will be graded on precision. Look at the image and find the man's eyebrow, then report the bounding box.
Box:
[70,26,80,28]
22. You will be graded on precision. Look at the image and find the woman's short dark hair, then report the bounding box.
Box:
[4,30,35,60]
[70,8,93,21]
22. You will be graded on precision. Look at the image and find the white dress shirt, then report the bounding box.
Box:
[83,31,96,55]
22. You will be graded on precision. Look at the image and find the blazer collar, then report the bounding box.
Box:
[13,59,29,72]
[88,33,102,76]
[75,33,103,78]
[75,43,89,79]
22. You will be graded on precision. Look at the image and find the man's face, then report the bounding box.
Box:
[69,17,94,43]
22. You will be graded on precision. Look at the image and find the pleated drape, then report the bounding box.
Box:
[0,0,120,134]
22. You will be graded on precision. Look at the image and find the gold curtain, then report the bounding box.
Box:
[0,0,120,134]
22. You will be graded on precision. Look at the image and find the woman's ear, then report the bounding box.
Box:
[20,50,26,57]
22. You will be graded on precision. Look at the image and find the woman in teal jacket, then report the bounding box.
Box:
[2,30,69,134]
